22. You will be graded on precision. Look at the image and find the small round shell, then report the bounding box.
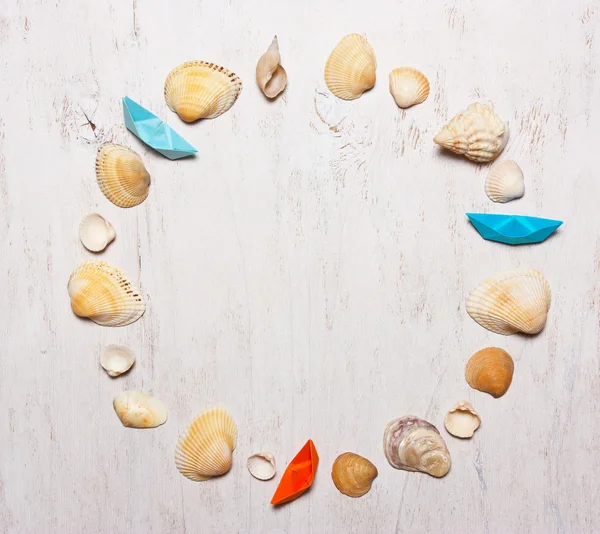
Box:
[466,347,514,398]
[113,391,167,428]
[247,452,276,480]
[331,452,378,498]
[79,213,116,252]
[100,345,135,377]
[256,36,287,99]
[444,401,481,438]
[389,67,430,109]
[485,160,525,203]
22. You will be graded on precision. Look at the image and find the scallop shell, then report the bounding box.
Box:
[256,36,287,99]
[434,103,509,163]
[485,160,525,203]
[324,34,376,100]
[100,345,135,377]
[389,67,430,109]
[331,452,378,498]
[67,260,146,327]
[113,391,167,428]
[79,213,116,252]
[466,347,514,398]
[466,268,551,335]
[164,61,243,122]
[95,144,150,208]
[175,407,237,481]
[383,416,451,478]
[247,452,276,480]
[444,401,481,438]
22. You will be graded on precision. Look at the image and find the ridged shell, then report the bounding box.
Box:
[466,347,514,398]
[331,452,378,498]
[164,61,242,122]
[485,160,525,203]
[444,401,481,438]
[389,67,430,109]
[434,103,509,163]
[113,391,167,428]
[256,36,287,99]
[95,144,150,208]
[175,407,237,481]
[247,452,276,480]
[101,345,135,377]
[79,213,116,252]
[383,416,451,478]
[466,268,551,335]
[324,34,376,100]
[67,261,146,327]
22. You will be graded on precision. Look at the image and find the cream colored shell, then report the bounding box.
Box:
[100,345,135,377]
[389,67,430,109]
[444,401,481,438]
[485,160,525,203]
[331,452,378,498]
[466,347,514,398]
[247,452,276,480]
[113,391,167,428]
[256,36,287,99]
[79,213,116,252]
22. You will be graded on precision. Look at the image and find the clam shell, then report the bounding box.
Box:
[247,452,276,480]
[444,401,481,438]
[67,260,146,327]
[434,103,509,163]
[331,452,378,498]
[466,347,514,398]
[467,268,551,335]
[383,416,451,478]
[485,160,525,203]
[113,391,167,428]
[389,67,430,109]
[164,61,242,122]
[95,144,150,208]
[175,407,237,481]
[256,36,287,99]
[324,34,376,100]
[79,213,116,252]
[100,345,135,377]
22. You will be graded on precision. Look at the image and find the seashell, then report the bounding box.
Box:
[100,344,135,377]
[67,260,146,327]
[79,213,116,252]
[331,452,378,498]
[95,144,150,208]
[466,347,514,398]
[466,268,551,335]
[256,36,287,99]
[113,391,167,428]
[383,416,451,478]
[485,160,525,203]
[444,401,481,438]
[434,103,509,163]
[164,61,243,122]
[324,34,376,100]
[389,67,430,109]
[247,452,276,480]
[175,407,237,481]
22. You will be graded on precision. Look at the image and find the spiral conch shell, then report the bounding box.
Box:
[389,67,430,109]
[175,407,237,481]
[331,452,378,498]
[434,103,509,162]
[67,261,146,327]
[324,34,376,100]
[444,401,481,438]
[467,268,551,335]
[164,61,242,122]
[484,160,525,203]
[113,391,167,428]
[80,213,116,252]
[466,347,514,398]
[383,416,451,478]
[256,36,287,99]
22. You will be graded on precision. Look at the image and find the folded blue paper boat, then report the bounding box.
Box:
[466,213,563,245]
[123,96,197,160]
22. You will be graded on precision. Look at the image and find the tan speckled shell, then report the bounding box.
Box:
[331,452,378,498]
[466,348,514,398]
[113,391,167,428]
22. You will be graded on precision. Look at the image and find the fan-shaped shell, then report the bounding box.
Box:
[485,160,525,203]
[101,345,135,377]
[466,347,514,398]
[389,67,430,109]
[247,452,276,480]
[95,144,150,208]
[444,401,481,438]
[466,268,551,335]
[164,61,242,122]
[113,391,167,428]
[175,407,237,481]
[434,103,509,163]
[256,36,287,99]
[67,261,146,327]
[331,452,378,498]
[324,34,376,100]
[79,213,116,252]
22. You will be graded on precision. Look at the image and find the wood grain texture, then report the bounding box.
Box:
[0,0,599,532]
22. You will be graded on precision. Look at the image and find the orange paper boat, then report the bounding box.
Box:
[271,439,319,505]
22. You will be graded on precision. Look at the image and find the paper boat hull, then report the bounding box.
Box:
[466,213,563,245]
[271,440,319,505]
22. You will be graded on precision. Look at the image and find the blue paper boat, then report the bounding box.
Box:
[123,96,197,160]
[466,213,563,245]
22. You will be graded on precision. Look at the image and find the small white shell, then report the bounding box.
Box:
[389,67,430,109]
[100,345,135,377]
[247,452,276,480]
[113,391,167,428]
[80,214,116,252]
[485,160,525,203]
[444,401,481,438]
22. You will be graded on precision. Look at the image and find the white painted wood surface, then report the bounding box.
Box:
[0,0,599,532]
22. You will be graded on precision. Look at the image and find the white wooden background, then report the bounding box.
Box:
[0,0,599,532]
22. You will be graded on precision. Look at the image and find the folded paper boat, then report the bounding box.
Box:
[466,213,563,245]
[123,96,197,160]
[271,440,319,505]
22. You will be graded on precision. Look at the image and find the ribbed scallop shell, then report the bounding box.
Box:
[164,61,243,122]
[175,407,237,482]
[331,452,378,498]
[389,67,430,109]
[256,36,287,99]
[434,103,509,163]
[67,261,146,327]
[113,391,167,428]
[466,347,514,398]
[466,268,551,335]
[95,144,150,208]
[324,34,376,100]
[485,160,525,203]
